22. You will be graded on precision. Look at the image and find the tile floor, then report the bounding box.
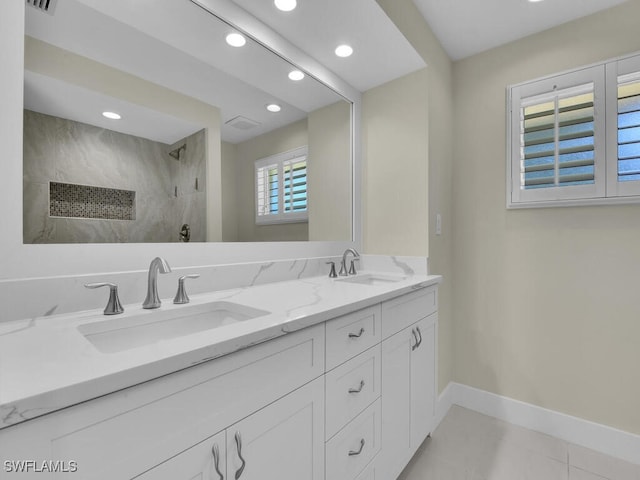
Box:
[397,406,640,480]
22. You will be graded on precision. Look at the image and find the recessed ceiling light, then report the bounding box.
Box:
[274,0,297,11]
[335,44,353,58]
[288,70,305,81]
[528,0,544,2]
[226,33,246,47]
[102,111,121,120]
[266,104,282,113]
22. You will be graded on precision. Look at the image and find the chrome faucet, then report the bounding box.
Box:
[339,248,360,276]
[143,257,172,309]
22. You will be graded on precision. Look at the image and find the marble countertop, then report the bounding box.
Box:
[0,270,441,430]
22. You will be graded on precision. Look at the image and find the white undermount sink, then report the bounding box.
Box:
[336,273,406,286]
[78,301,270,354]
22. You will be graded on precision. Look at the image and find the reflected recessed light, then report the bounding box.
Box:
[335,44,353,58]
[102,111,121,120]
[226,33,246,47]
[266,104,282,113]
[288,70,305,81]
[274,0,297,11]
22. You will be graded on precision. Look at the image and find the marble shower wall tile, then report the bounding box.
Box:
[0,255,427,322]
[23,110,207,244]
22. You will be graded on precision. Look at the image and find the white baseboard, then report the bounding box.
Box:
[433,382,454,431]
[438,382,640,466]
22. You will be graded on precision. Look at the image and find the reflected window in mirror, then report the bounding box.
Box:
[255,146,308,226]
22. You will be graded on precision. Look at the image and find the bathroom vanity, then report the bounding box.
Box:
[0,267,440,480]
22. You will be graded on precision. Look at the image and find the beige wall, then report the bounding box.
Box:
[308,101,352,241]
[232,119,309,242]
[452,1,640,434]
[372,0,455,393]
[221,141,238,242]
[362,69,429,257]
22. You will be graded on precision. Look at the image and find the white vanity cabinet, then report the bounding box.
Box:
[378,287,438,480]
[0,324,325,480]
[0,282,439,480]
[138,378,324,480]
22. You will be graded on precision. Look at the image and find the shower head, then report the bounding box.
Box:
[168,144,186,160]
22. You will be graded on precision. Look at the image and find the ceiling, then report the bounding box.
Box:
[411,0,629,61]
[24,0,427,145]
[230,0,426,92]
[25,0,344,144]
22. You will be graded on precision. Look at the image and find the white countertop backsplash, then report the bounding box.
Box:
[0,255,439,430]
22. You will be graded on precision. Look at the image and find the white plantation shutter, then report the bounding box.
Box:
[606,54,640,198]
[256,163,278,217]
[282,158,307,213]
[255,147,308,224]
[509,65,606,206]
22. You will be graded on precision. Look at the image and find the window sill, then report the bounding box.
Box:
[507,195,640,209]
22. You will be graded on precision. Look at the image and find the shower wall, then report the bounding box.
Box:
[23,110,206,243]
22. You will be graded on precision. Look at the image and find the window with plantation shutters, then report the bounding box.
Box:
[508,52,640,207]
[255,146,308,224]
[508,65,606,207]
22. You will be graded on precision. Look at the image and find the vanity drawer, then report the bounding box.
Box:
[11,324,324,480]
[325,345,381,439]
[326,304,381,370]
[381,286,437,339]
[326,398,381,480]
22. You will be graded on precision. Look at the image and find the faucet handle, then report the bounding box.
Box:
[326,262,337,278]
[173,274,200,304]
[349,258,360,276]
[85,282,124,315]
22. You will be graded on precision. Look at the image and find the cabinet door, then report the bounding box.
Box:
[137,431,226,480]
[379,327,413,480]
[410,314,436,450]
[226,377,324,480]
[380,314,437,480]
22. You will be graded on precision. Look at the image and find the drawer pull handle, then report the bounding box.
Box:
[416,326,423,348]
[411,329,419,351]
[348,380,365,394]
[211,443,224,480]
[234,432,246,479]
[348,328,365,339]
[348,438,366,456]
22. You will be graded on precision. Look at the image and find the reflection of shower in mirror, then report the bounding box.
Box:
[168,144,187,160]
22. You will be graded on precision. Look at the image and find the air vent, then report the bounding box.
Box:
[26,0,58,15]
[226,115,261,131]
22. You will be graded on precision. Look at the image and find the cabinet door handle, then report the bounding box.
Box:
[211,443,224,480]
[234,432,246,479]
[348,328,365,339]
[348,380,365,394]
[348,438,366,456]
[416,326,423,348]
[411,329,419,351]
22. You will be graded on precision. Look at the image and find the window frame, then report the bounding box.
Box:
[506,50,640,209]
[254,146,309,225]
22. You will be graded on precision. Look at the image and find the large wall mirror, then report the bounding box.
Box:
[23,0,353,244]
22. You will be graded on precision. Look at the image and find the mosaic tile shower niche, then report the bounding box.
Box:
[49,182,136,221]
[23,110,206,244]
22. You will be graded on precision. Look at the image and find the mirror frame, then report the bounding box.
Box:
[1,0,361,280]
